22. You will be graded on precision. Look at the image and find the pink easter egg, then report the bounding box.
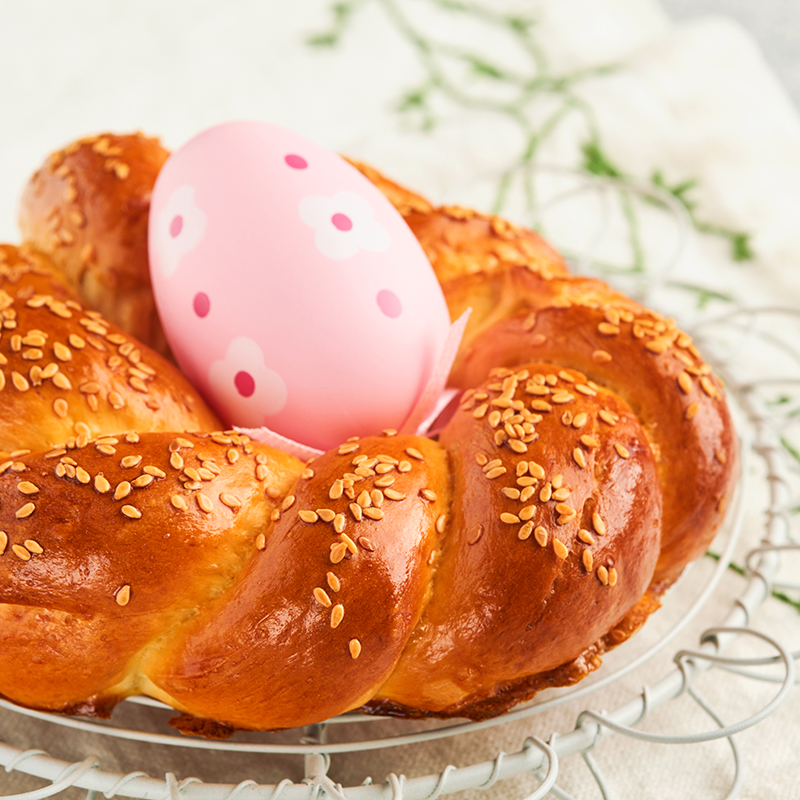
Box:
[148,120,451,451]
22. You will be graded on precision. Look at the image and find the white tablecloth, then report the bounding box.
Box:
[0,2,798,798]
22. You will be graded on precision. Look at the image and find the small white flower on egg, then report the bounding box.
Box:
[208,337,288,427]
[153,185,207,277]
[298,191,391,261]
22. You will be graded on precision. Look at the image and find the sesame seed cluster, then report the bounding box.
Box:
[458,363,637,585]
[19,133,171,356]
[0,429,298,615]
[0,245,219,457]
[262,431,446,666]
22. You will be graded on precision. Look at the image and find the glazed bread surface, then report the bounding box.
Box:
[0,136,739,734]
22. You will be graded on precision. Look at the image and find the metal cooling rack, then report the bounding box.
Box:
[1,173,798,800]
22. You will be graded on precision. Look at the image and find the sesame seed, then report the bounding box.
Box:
[115,585,131,606]
[501,512,521,524]
[592,349,613,363]
[349,639,362,659]
[465,524,484,546]
[327,572,341,592]
[436,514,447,533]
[539,483,552,502]
[358,536,375,551]
[254,533,266,551]
[598,566,609,585]
[485,466,507,479]
[534,526,548,547]
[12,544,31,561]
[398,461,412,473]
[15,503,35,519]
[280,494,296,512]
[333,514,346,534]
[530,399,552,412]
[508,439,528,454]
[578,529,595,545]
[511,520,531,540]
[314,587,332,608]
[298,510,319,524]
[331,604,345,628]
[551,392,575,404]
[329,479,344,500]
[76,467,91,484]
[608,567,618,586]
[17,481,39,495]
[520,486,535,502]
[528,461,545,479]
[121,455,142,469]
[573,448,587,469]
[519,506,535,521]
[615,443,630,459]
[597,322,620,335]
[677,372,692,394]
[121,505,142,519]
[197,495,214,513]
[381,488,404,501]
[23,538,43,554]
[338,442,360,455]
[592,512,607,535]
[598,409,618,426]
[472,402,490,420]
[701,376,718,398]
[685,402,700,420]
[645,339,670,354]
[502,487,521,500]
[318,508,335,522]
[715,449,728,465]
[551,488,570,502]
[53,342,72,361]
[553,539,568,559]
[580,435,599,448]
[11,371,30,392]
[350,502,363,521]
[362,507,384,521]
[583,549,593,571]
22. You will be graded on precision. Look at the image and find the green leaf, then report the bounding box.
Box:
[781,435,800,466]
[582,140,623,178]
[306,31,340,48]
[468,57,505,79]
[732,232,754,262]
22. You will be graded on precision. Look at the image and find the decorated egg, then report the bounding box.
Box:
[148,120,453,452]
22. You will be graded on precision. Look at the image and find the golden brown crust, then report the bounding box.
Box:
[373,363,661,716]
[0,431,302,715]
[18,132,170,356]
[0,244,220,457]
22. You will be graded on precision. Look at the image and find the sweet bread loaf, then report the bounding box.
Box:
[0,135,738,733]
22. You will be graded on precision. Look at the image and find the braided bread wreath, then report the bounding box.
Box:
[0,133,737,737]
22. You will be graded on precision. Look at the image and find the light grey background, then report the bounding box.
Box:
[663,0,800,108]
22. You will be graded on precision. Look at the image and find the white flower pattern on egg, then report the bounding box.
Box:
[208,337,288,427]
[298,191,391,261]
[154,185,207,277]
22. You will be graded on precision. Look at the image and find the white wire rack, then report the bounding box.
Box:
[1,172,798,800]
